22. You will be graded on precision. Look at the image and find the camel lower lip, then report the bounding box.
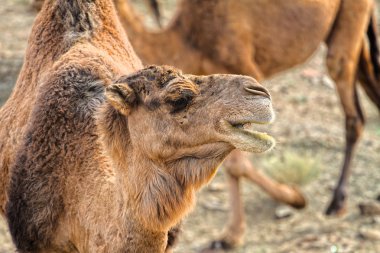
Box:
[229,120,271,133]
[231,124,274,142]
[222,120,275,153]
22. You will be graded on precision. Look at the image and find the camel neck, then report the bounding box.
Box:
[114,0,182,66]
[114,0,207,72]
[114,0,150,41]
[97,103,193,223]
[117,215,168,252]
[95,105,169,252]
[95,104,232,252]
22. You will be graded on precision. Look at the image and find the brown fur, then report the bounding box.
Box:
[0,0,275,252]
[113,0,380,250]
[30,0,44,11]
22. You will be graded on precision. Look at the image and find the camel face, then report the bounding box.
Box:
[106,65,275,163]
[183,73,276,154]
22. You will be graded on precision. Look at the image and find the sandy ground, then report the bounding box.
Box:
[0,1,380,253]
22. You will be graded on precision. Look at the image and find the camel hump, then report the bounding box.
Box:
[54,0,99,36]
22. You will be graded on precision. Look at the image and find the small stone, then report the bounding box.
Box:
[206,182,225,192]
[372,216,380,224]
[310,76,320,86]
[330,245,339,253]
[274,206,294,219]
[358,202,380,216]
[358,227,380,241]
[321,76,335,89]
[200,198,227,212]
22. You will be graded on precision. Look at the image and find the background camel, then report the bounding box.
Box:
[30,0,44,10]
[112,0,380,250]
[0,0,277,252]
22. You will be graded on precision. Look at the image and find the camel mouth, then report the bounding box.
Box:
[221,119,275,153]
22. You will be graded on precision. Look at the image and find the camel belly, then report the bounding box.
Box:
[240,0,341,76]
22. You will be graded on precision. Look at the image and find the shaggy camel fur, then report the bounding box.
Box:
[31,0,161,26]
[113,0,380,250]
[0,0,276,252]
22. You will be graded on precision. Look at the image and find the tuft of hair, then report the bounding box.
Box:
[55,0,99,40]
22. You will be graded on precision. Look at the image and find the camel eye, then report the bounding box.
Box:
[164,80,198,113]
[167,97,190,113]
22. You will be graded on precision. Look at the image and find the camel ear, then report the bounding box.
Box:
[105,83,137,115]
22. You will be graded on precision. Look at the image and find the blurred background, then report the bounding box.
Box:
[0,0,380,252]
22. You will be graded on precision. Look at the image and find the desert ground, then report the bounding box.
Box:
[0,1,380,252]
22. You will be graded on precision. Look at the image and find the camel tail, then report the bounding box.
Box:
[147,0,162,28]
[358,9,380,110]
[367,11,380,79]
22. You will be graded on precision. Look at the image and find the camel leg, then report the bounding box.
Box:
[228,51,264,80]
[243,162,306,209]
[224,151,306,208]
[324,0,372,215]
[165,224,181,253]
[204,151,306,251]
[232,53,265,80]
[206,169,245,251]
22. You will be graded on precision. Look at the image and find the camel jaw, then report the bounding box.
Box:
[220,119,275,153]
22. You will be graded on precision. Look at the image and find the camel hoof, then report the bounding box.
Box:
[325,203,347,216]
[325,191,347,216]
[199,240,234,253]
[288,186,307,209]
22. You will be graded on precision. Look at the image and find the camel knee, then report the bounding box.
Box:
[326,54,359,114]
[326,53,356,82]
[223,151,251,178]
[345,116,364,144]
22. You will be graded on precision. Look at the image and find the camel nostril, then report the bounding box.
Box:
[244,83,271,98]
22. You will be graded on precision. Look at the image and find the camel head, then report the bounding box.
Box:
[105,65,275,164]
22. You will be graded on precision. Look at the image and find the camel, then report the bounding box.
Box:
[0,0,277,252]
[112,0,380,250]
[30,0,44,10]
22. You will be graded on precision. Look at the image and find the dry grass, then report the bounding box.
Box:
[263,150,321,186]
